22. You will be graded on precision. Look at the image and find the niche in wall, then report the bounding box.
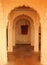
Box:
[21,25,28,34]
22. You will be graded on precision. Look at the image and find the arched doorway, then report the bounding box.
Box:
[14,18,31,45]
[12,15,34,52]
[7,6,40,63]
[13,15,34,47]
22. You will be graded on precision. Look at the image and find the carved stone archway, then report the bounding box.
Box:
[8,5,40,52]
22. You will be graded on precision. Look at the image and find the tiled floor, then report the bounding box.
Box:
[7,44,41,65]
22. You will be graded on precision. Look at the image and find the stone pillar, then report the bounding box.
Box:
[8,22,13,52]
[41,9,47,65]
[31,23,34,46]
[0,2,7,65]
[0,27,7,65]
[12,26,16,46]
[34,25,39,52]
